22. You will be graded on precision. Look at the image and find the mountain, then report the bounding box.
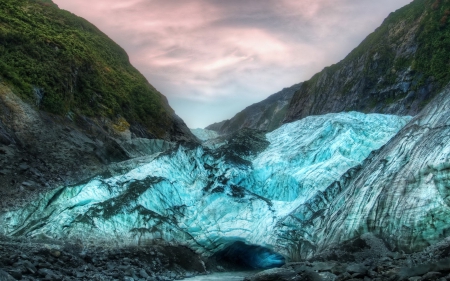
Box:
[0,0,194,141]
[285,0,450,123]
[206,83,302,135]
[0,0,196,210]
[3,0,450,279]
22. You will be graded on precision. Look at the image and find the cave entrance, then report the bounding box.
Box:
[211,241,285,270]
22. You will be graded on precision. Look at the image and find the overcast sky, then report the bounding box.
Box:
[52,0,412,128]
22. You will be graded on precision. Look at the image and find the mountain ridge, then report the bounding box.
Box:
[205,83,302,135]
[0,0,195,142]
[207,0,450,134]
[285,0,450,123]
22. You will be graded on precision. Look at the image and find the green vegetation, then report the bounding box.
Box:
[0,0,174,137]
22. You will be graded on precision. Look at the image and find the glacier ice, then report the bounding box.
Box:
[0,112,411,260]
[273,86,450,259]
[190,128,220,142]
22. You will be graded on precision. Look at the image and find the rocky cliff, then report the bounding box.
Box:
[0,0,196,210]
[206,83,302,135]
[285,0,450,123]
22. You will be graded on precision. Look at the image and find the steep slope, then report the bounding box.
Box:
[0,112,410,261]
[276,83,450,260]
[0,0,196,211]
[0,0,194,142]
[206,83,302,135]
[285,0,450,123]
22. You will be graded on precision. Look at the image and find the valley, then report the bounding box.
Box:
[1,0,450,280]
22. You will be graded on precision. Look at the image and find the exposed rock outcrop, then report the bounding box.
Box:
[285,0,450,123]
[0,83,177,212]
[206,83,302,135]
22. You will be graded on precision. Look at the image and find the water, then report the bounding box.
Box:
[183,271,259,281]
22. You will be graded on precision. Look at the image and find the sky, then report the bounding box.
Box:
[52,0,412,129]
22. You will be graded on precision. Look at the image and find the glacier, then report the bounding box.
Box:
[190,128,220,142]
[274,85,450,260]
[0,112,411,263]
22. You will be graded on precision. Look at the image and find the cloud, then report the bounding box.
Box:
[53,0,412,128]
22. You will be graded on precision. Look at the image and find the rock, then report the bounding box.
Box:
[0,270,17,281]
[397,258,450,280]
[346,264,368,274]
[312,262,336,272]
[337,272,352,281]
[245,268,297,281]
[50,250,60,258]
[18,164,29,172]
[38,268,54,276]
[319,271,338,281]
[139,269,150,278]
[421,272,442,281]
[7,270,22,280]
[331,264,348,275]
[302,269,324,281]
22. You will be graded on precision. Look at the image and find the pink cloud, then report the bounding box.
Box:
[53,0,412,128]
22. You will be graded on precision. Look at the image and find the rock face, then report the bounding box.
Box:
[0,0,196,210]
[275,84,450,260]
[0,237,206,281]
[0,112,409,261]
[285,0,450,123]
[206,83,302,135]
[0,83,176,212]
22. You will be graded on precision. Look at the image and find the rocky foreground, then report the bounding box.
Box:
[245,233,450,281]
[0,236,206,281]
[3,233,450,281]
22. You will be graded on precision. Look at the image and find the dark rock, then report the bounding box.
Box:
[18,164,29,172]
[244,268,297,281]
[337,272,352,281]
[7,270,22,280]
[49,250,60,258]
[331,264,348,275]
[0,270,17,281]
[302,269,324,281]
[421,272,442,281]
[320,272,338,281]
[312,262,336,272]
[139,269,150,278]
[397,258,450,280]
